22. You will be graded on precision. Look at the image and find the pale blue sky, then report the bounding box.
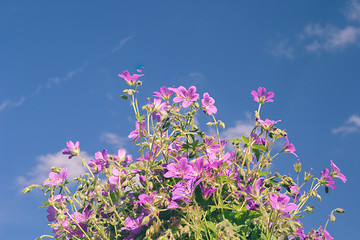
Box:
[1,1,360,239]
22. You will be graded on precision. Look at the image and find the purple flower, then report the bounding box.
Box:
[257,118,281,130]
[251,87,274,104]
[200,184,217,199]
[283,137,298,158]
[128,120,146,142]
[289,185,301,202]
[246,178,265,197]
[164,157,196,179]
[201,92,217,115]
[269,193,297,212]
[170,86,199,108]
[44,168,69,186]
[62,141,80,159]
[295,227,306,238]
[172,178,202,204]
[118,70,144,87]
[118,148,133,164]
[137,66,144,73]
[323,229,333,240]
[121,215,144,235]
[153,86,174,101]
[330,160,347,183]
[88,149,110,174]
[246,199,260,210]
[320,168,335,189]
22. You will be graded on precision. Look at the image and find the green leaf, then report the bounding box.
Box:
[251,143,267,151]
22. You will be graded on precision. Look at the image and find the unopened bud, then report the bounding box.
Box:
[294,160,301,173]
[137,80,142,86]
[335,208,345,213]
[120,95,129,100]
[304,171,312,182]
[219,120,225,129]
[330,213,336,223]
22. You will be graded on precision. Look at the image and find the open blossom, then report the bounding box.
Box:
[257,118,281,130]
[320,168,335,189]
[251,87,274,103]
[171,178,202,204]
[170,86,199,108]
[269,193,297,212]
[44,168,69,186]
[88,149,110,174]
[201,92,217,115]
[330,160,347,183]
[164,157,196,179]
[118,70,144,86]
[283,137,298,158]
[153,86,174,101]
[121,215,144,236]
[128,120,146,142]
[62,141,80,159]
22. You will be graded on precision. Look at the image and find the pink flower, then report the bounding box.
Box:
[118,70,144,86]
[283,137,298,158]
[330,160,347,183]
[170,86,199,108]
[269,193,297,212]
[320,168,335,189]
[62,141,80,159]
[44,168,69,186]
[251,87,274,103]
[257,118,281,130]
[201,92,217,115]
[153,86,174,101]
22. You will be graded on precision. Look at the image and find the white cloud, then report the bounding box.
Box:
[332,115,360,134]
[344,0,360,22]
[268,40,294,59]
[0,97,25,112]
[112,35,133,53]
[17,151,91,186]
[302,24,360,52]
[221,118,255,140]
[100,132,128,148]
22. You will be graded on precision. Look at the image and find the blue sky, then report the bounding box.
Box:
[1,0,360,239]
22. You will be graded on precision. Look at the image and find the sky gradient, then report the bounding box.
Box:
[1,1,360,239]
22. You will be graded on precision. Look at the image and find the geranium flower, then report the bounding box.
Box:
[283,137,298,158]
[164,157,196,179]
[128,120,146,142]
[320,168,335,189]
[251,87,274,103]
[118,70,144,87]
[201,92,217,115]
[269,193,297,212]
[44,168,69,186]
[330,160,347,183]
[62,141,80,159]
[257,118,281,130]
[153,86,174,101]
[170,86,199,108]
[121,215,144,235]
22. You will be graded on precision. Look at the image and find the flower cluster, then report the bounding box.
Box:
[24,71,346,240]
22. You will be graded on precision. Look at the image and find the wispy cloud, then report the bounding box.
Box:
[302,24,360,52]
[17,151,90,186]
[268,40,294,59]
[269,1,360,57]
[100,132,128,148]
[2,35,133,113]
[332,114,360,134]
[0,97,25,112]
[112,35,133,53]
[344,0,360,22]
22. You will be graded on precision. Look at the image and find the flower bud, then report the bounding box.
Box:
[335,208,345,213]
[330,213,336,222]
[137,80,142,86]
[294,160,301,173]
[219,120,225,129]
[305,205,314,213]
[304,171,312,182]
[120,95,129,100]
